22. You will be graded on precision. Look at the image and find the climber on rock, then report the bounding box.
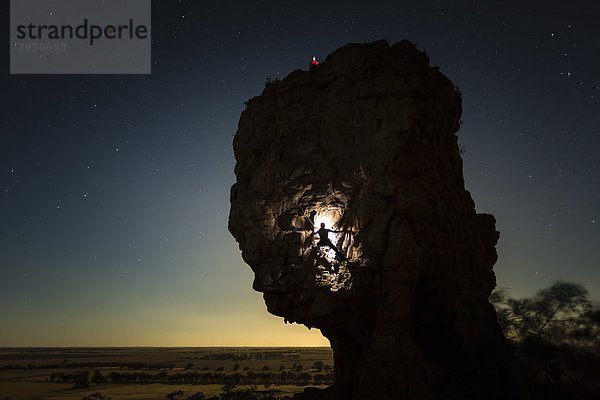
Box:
[309,56,320,71]
[315,222,346,261]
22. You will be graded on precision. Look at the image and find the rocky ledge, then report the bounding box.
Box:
[229,39,513,400]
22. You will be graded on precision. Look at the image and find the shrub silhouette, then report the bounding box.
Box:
[72,371,90,389]
[81,393,110,400]
[165,390,184,400]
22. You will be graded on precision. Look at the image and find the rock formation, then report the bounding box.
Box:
[229,40,513,399]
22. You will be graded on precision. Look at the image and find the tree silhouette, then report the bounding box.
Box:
[221,382,237,394]
[165,390,184,400]
[81,392,110,400]
[491,281,599,346]
[311,361,324,372]
[491,281,600,390]
[92,370,106,384]
[72,371,90,389]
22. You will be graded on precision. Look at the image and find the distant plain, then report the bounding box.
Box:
[0,347,334,400]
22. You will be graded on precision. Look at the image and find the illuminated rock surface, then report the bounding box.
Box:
[229,40,513,399]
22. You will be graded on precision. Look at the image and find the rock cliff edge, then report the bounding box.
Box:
[229,40,512,400]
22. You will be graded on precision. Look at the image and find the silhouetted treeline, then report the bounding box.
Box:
[50,370,334,386]
[186,352,300,361]
[164,386,292,400]
[47,371,90,389]
[1,362,175,370]
[221,386,291,400]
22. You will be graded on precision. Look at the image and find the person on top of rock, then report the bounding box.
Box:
[309,56,320,71]
[315,222,346,261]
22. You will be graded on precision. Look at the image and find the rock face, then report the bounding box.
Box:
[229,40,512,399]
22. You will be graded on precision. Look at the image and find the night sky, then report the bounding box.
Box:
[1,1,599,346]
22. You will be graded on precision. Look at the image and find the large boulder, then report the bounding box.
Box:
[229,39,513,400]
